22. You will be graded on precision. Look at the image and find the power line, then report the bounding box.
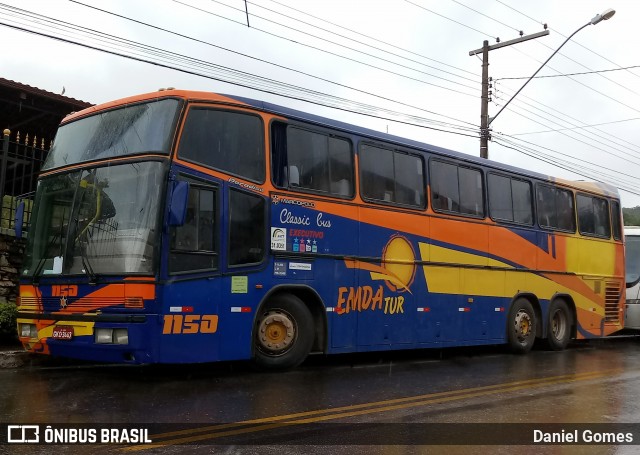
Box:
[493,96,640,167]
[493,134,640,193]
[404,0,497,40]
[247,0,479,84]
[0,4,481,140]
[494,0,640,91]
[184,0,478,96]
[258,0,478,77]
[70,0,477,130]
[510,117,640,136]
[493,139,640,196]
[495,64,640,81]
[449,0,521,35]
[494,83,640,154]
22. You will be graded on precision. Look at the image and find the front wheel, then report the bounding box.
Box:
[507,298,536,354]
[546,299,573,351]
[253,294,314,370]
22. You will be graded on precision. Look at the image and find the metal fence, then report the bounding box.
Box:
[1,129,48,236]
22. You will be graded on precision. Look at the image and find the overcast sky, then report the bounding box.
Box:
[2,0,640,207]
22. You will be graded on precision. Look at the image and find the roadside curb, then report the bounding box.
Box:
[0,350,32,368]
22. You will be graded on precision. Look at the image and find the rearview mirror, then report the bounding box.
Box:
[14,200,25,238]
[168,181,189,226]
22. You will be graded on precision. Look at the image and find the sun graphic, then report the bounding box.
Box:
[381,235,417,293]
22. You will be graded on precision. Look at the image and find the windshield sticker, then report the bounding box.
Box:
[270,227,287,251]
[231,276,248,294]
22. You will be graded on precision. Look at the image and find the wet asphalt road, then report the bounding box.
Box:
[3,338,640,454]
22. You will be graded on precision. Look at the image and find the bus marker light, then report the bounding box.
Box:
[326,307,335,312]
[169,306,193,313]
[231,307,252,313]
[459,308,471,312]
[495,307,505,312]
[417,307,430,312]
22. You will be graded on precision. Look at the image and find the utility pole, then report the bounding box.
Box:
[469,30,549,159]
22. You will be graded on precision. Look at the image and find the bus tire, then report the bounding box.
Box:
[546,299,572,351]
[253,294,314,370]
[507,298,536,354]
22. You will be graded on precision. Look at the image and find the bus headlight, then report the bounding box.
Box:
[114,329,129,345]
[20,323,38,338]
[95,328,129,345]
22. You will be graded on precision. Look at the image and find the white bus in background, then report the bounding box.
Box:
[625,226,640,329]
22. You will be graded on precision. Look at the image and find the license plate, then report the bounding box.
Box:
[52,326,74,340]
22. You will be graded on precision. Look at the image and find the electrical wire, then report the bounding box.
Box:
[69,0,478,130]
[257,0,478,77]
[181,0,479,96]
[509,117,640,136]
[245,0,479,84]
[0,4,481,139]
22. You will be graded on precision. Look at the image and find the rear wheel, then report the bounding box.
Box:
[253,294,314,370]
[546,299,572,351]
[507,298,536,354]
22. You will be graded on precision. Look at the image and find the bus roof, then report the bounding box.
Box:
[63,89,619,199]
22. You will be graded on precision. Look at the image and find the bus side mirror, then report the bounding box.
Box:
[14,201,25,239]
[168,181,189,226]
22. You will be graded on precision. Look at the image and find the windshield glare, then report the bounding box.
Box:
[42,98,181,171]
[23,162,165,277]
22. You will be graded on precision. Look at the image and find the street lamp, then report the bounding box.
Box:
[488,8,616,128]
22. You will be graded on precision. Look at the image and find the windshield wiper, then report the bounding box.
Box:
[79,243,97,284]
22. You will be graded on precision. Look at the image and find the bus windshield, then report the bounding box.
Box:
[626,235,640,285]
[42,98,181,171]
[22,161,165,278]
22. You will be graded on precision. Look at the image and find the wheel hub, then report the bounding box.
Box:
[258,311,295,353]
[514,309,532,342]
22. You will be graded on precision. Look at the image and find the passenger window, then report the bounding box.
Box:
[577,194,611,238]
[488,174,532,225]
[537,184,575,232]
[360,144,425,208]
[271,124,354,198]
[170,185,218,273]
[431,160,483,217]
[178,108,265,182]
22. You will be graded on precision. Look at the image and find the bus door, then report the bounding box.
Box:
[219,184,269,360]
[160,175,223,363]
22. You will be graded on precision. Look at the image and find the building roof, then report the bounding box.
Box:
[0,77,93,144]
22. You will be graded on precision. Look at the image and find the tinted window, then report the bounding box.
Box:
[170,185,218,273]
[537,185,575,232]
[612,201,622,240]
[178,109,264,182]
[360,145,394,202]
[229,190,266,266]
[360,144,424,207]
[488,174,532,224]
[626,235,640,284]
[272,126,354,197]
[431,160,483,217]
[577,194,610,238]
